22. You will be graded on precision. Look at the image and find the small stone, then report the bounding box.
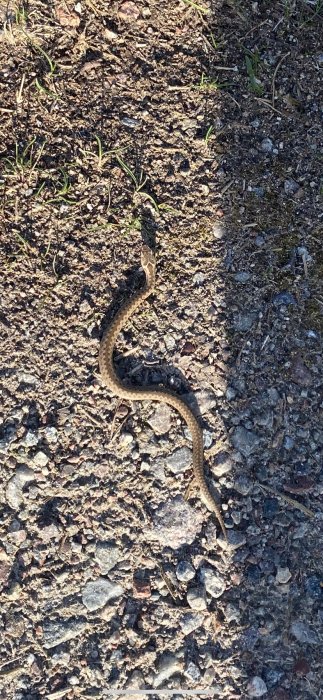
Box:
[119,1,140,21]
[82,577,124,611]
[234,271,250,283]
[15,465,35,485]
[148,404,172,435]
[152,652,182,688]
[224,603,240,623]
[231,426,260,457]
[148,496,204,549]
[44,426,58,443]
[263,668,284,688]
[218,530,246,549]
[167,447,192,474]
[233,312,257,332]
[290,621,319,645]
[187,586,207,611]
[247,676,268,697]
[255,235,265,246]
[43,618,86,648]
[212,223,224,239]
[179,612,204,635]
[95,541,121,574]
[226,386,237,400]
[17,371,39,387]
[176,560,195,582]
[200,567,226,599]
[290,356,312,387]
[23,431,39,447]
[121,116,140,128]
[273,291,297,306]
[185,661,201,682]
[276,567,292,584]
[32,451,49,468]
[261,137,274,153]
[246,564,261,583]
[234,474,253,495]
[133,571,151,598]
[211,450,233,476]
[284,178,300,195]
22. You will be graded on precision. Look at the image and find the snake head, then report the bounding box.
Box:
[140,246,156,285]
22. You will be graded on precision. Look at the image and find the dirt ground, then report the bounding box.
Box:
[0,1,322,698]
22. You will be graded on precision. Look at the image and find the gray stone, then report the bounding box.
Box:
[148,496,204,549]
[179,612,204,635]
[200,567,226,599]
[231,426,260,457]
[176,560,195,582]
[23,431,39,447]
[273,291,297,306]
[233,312,256,332]
[290,621,319,645]
[43,618,87,649]
[95,541,121,574]
[211,450,233,477]
[284,178,299,195]
[234,271,250,283]
[167,447,192,474]
[6,466,35,509]
[247,676,268,697]
[275,567,292,584]
[82,577,124,611]
[234,474,253,495]
[153,652,182,688]
[148,404,172,435]
[290,356,312,387]
[224,603,240,623]
[185,661,201,682]
[32,451,49,468]
[187,586,207,611]
[44,426,59,444]
[260,137,274,153]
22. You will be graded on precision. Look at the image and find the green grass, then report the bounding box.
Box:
[244,48,264,95]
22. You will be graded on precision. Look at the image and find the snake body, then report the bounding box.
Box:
[99,246,227,541]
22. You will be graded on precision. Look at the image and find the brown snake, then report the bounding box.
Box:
[99,246,227,541]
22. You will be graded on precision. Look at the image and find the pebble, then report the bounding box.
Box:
[219,530,246,549]
[167,447,192,474]
[234,474,253,495]
[179,612,204,635]
[211,450,233,476]
[273,291,297,306]
[185,661,201,682]
[193,389,217,414]
[255,235,265,246]
[95,541,121,574]
[152,652,182,688]
[233,312,256,332]
[17,371,39,387]
[226,386,237,400]
[6,465,35,509]
[290,356,312,387]
[284,178,300,195]
[234,271,251,283]
[82,577,124,611]
[43,618,87,648]
[149,496,204,548]
[176,560,195,582]
[44,426,58,443]
[212,223,224,239]
[148,404,172,435]
[231,426,260,457]
[23,430,39,447]
[290,620,319,645]
[187,586,207,611]
[275,567,292,584]
[224,603,240,623]
[200,567,226,599]
[247,676,268,697]
[32,451,49,468]
[118,1,140,22]
[261,137,274,153]
[121,116,140,128]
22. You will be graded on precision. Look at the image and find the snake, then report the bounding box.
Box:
[99,246,228,542]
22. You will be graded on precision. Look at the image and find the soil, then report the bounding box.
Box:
[0,1,322,699]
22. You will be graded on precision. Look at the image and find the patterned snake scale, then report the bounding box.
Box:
[99,246,228,542]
